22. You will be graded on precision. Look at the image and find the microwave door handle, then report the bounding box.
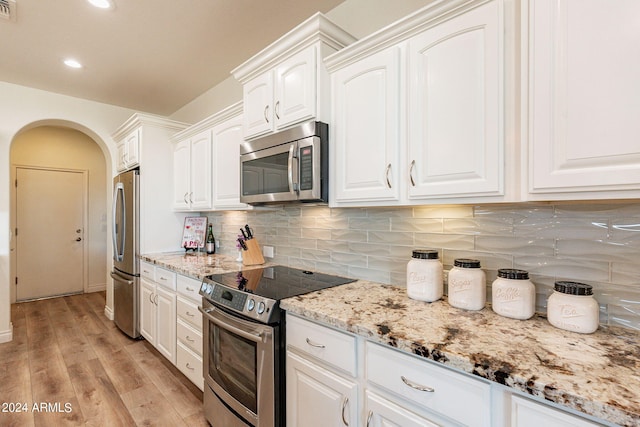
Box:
[287,144,299,195]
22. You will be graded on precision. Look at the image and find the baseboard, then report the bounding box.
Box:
[0,323,13,343]
[87,282,106,293]
[104,305,114,321]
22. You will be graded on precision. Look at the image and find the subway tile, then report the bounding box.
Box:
[444,217,513,235]
[276,227,301,238]
[289,216,317,228]
[349,217,390,231]
[514,256,610,283]
[348,266,391,284]
[330,207,368,218]
[611,262,640,285]
[331,251,368,268]
[514,218,608,239]
[554,202,640,218]
[275,246,301,258]
[476,236,555,257]
[331,229,368,242]
[286,237,317,250]
[391,218,442,233]
[317,239,350,253]
[556,239,636,263]
[368,256,406,273]
[414,233,475,250]
[441,250,513,270]
[348,242,412,258]
[314,261,350,277]
[367,207,414,218]
[300,248,332,263]
[367,230,414,245]
[414,205,473,218]
[301,228,332,240]
[315,216,349,230]
[300,206,332,218]
[474,204,554,219]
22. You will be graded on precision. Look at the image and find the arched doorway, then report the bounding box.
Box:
[10,124,108,302]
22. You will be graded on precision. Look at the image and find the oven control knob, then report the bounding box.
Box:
[257,302,266,315]
[206,284,213,294]
[247,299,255,311]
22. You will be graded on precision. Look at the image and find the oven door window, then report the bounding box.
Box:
[210,323,257,413]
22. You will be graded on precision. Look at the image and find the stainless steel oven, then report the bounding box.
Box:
[199,299,281,427]
[240,121,328,205]
[198,266,355,427]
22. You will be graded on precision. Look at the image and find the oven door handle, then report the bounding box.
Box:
[198,305,266,343]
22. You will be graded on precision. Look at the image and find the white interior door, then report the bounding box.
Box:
[16,167,86,301]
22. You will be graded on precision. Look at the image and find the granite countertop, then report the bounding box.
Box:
[139,252,271,279]
[281,281,640,427]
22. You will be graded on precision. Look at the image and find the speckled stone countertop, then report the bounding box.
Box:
[281,281,640,427]
[139,252,271,279]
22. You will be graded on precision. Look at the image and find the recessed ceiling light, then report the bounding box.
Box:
[87,0,114,9]
[64,59,83,69]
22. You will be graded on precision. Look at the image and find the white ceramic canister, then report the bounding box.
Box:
[547,281,599,334]
[491,269,536,320]
[447,258,486,311]
[407,249,443,302]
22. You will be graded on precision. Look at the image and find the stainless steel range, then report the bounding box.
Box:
[198,265,355,427]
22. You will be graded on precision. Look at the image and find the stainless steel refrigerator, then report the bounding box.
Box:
[111,168,140,338]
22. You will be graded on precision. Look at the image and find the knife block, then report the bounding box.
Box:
[242,238,265,266]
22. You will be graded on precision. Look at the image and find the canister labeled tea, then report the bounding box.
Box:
[491,269,535,320]
[547,281,599,334]
[448,258,486,311]
[407,250,443,302]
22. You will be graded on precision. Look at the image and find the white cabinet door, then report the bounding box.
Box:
[274,47,317,130]
[155,285,176,364]
[365,391,439,427]
[116,142,127,172]
[212,114,247,209]
[527,0,640,197]
[124,129,140,168]
[511,395,600,427]
[286,351,358,427]
[139,277,156,343]
[172,139,191,210]
[407,0,503,199]
[243,72,274,139]
[189,129,213,210]
[332,47,401,204]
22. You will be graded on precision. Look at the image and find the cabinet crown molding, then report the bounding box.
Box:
[231,12,356,84]
[325,0,496,71]
[112,113,190,141]
[170,102,243,142]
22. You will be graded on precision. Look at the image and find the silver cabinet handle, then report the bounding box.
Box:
[401,375,434,392]
[185,311,195,317]
[264,105,270,123]
[385,163,392,188]
[154,294,158,306]
[76,237,82,242]
[341,397,349,426]
[366,410,373,427]
[183,192,189,204]
[186,286,195,292]
[186,335,194,342]
[189,192,194,204]
[149,293,154,304]
[186,363,194,371]
[305,337,325,349]
[275,100,280,120]
[409,160,416,187]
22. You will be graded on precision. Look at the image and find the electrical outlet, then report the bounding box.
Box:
[263,245,274,258]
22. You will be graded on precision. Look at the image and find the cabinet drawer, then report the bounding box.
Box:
[286,315,356,376]
[155,267,176,290]
[177,318,203,356]
[177,274,201,302]
[140,260,155,281]
[177,296,202,330]
[366,342,491,427]
[176,342,203,391]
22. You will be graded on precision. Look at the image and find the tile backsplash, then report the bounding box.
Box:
[206,203,640,331]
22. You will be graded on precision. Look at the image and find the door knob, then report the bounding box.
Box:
[76,237,82,242]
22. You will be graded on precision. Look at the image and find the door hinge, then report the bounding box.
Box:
[14,179,17,187]
[15,277,18,285]
[15,227,17,236]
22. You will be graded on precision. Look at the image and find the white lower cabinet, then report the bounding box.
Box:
[286,351,357,427]
[175,274,204,390]
[139,263,177,364]
[365,390,438,427]
[509,395,601,427]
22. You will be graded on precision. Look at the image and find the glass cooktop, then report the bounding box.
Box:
[205,265,355,302]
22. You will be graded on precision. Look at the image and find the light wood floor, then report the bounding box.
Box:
[0,292,209,427]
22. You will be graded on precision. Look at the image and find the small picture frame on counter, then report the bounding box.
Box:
[181,216,207,252]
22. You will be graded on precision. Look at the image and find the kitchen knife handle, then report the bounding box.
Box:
[244,224,253,239]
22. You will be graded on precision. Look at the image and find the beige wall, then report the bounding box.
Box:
[170,0,434,124]
[11,126,108,301]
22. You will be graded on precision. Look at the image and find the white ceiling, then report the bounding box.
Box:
[0,0,344,115]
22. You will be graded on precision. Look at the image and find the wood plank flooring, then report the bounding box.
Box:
[0,292,209,427]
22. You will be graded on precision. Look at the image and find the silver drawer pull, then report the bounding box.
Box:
[305,338,325,349]
[186,335,194,342]
[341,397,349,426]
[366,410,373,427]
[186,363,194,371]
[185,311,195,317]
[401,375,434,392]
[186,286,194,291]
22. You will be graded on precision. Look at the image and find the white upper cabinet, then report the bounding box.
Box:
[331,47,402,204]
[328,0,507,207]
[117,128,140,172]
[525,0,640,200]
[232,13,356,140]
[172,129,213,211]
[171,102,248,211]
[407,1,503,200]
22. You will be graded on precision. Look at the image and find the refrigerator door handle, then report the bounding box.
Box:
[112,182,126,262]
[110,271,134,285]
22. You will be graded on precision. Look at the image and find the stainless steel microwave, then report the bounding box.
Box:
[240,121,328,205]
